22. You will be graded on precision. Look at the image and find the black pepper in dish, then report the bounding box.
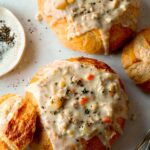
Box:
[0,20,15,61]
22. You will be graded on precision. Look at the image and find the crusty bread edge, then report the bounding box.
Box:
[0,94,37,150]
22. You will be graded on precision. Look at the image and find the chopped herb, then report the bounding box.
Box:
[85,109,90,114]
[82,88,89,94]
[71,81,74,84]
[87,122,92,127]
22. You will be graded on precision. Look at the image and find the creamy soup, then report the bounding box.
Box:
[43,0,139,54]
[27,60,128,150]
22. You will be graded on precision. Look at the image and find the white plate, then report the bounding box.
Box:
[0,6,25,77]
[0,0,150,150]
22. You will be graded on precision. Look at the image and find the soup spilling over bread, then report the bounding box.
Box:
[39,0,139,54]
[27,57,128,150]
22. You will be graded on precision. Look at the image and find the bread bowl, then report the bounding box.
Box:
[0,94,37,150]
[122,27,150,92]
[26,57,128,150]
[37,0,140,54]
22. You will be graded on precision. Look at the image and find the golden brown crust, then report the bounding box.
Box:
[38,0,139,54]
[28,57,127,150]
[68,57,115,72]
[5,101,37,149]
[0,139,10,150]
[0,94,37,150]
[121,27,150,92]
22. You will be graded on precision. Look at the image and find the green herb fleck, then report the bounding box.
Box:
[82,88,89,94]
[85,109,90,114]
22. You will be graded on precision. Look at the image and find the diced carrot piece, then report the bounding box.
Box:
[79,97,88,105]
[102,116,112,124]
[87,74,94,80]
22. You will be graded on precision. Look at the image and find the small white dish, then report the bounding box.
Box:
[0,6,26,77]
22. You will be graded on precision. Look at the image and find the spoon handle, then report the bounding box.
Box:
[135,130,150,150]
[146,140,150,150]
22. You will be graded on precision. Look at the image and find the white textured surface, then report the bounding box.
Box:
[0,0,149,150]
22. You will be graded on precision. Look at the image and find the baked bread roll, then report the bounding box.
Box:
[26,57,128,150]
[37,0,140,54]
[0,94,37,150]
[122,28,150,92]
